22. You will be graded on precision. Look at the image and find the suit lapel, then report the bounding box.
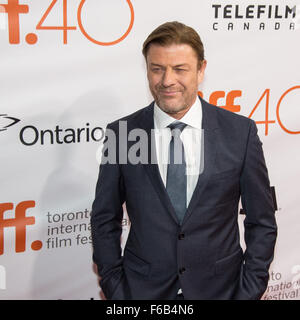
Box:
[182,98,219,225]
[138,102,180,224]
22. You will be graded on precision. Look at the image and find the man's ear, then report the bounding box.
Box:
[198,60,207,84]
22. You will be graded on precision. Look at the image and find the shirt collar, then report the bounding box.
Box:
[154,96,202,130]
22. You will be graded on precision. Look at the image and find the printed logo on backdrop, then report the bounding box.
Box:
[0,201,42,254]
[0,116,105,145]
[0,114,20,132]
[0,0,134,45]
[263,269,300,299]
[199,85,300,136]
[0,201,95,253]
[211,2,300,31]
[19,122,104,146]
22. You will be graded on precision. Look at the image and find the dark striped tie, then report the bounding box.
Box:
[166,121,187,224]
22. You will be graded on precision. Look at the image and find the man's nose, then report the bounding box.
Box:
[162,68,176,87]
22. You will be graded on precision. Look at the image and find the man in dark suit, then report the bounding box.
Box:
[91,21,277,300]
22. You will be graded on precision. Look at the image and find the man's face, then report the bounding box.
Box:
[146,43,206,118]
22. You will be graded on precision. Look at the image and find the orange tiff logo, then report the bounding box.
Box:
[0,201,42,255]
[0,0,28,43]
[199,86,300,136]
[0,0,135,45]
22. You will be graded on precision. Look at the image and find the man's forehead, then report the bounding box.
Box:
[146,43,198,62]
[148,42,194,53]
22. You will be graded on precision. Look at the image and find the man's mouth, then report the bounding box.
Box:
[160,91,179,96]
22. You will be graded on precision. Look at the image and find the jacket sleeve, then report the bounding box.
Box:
[90,122,126,299]
[234,119,277,300]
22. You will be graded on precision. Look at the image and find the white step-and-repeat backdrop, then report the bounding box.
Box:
[0,0,299,300]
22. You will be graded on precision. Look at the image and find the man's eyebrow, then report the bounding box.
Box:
[173,64,189,68]
[149,63,190,68]
[149,63,163,67]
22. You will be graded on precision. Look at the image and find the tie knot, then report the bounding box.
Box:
[168,121,187,137]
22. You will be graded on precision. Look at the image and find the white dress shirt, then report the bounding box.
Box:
[153,97,203,208]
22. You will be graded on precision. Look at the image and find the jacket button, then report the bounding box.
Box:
[178,233,185,240]
[179,267,186,274]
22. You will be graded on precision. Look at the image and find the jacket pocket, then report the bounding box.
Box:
[123,248,150,277]
[215,248,243,275]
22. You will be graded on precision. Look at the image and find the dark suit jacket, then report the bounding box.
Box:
[91,97,277,300]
